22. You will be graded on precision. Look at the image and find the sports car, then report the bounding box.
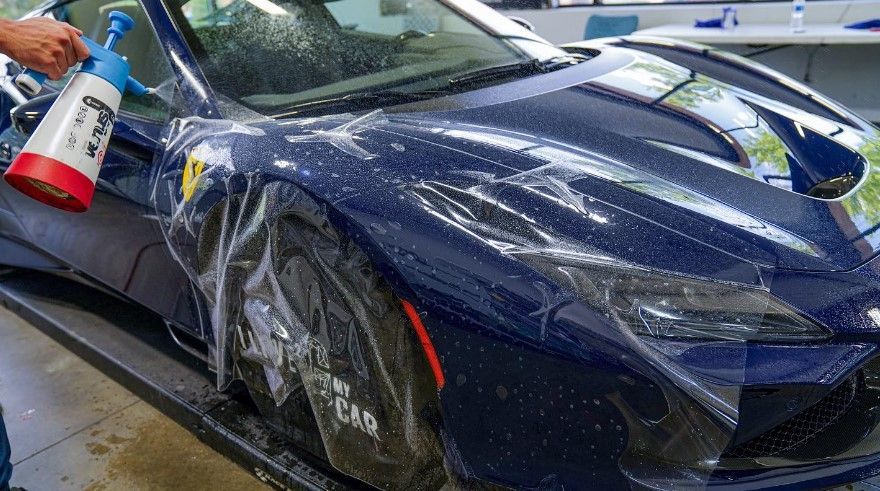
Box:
[2,0,880,489]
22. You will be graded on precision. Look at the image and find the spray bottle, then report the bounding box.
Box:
[3,11,152,212]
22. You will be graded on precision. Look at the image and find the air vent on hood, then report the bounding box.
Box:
[745,101,867,200]
[647,102,867,201]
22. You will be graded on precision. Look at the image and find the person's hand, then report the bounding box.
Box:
[0,17,90,80]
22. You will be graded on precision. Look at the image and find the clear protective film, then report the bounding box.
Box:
[149,110,802,489]
[151,113,449,489]
[403,180,760,489]
[383,119,800,488]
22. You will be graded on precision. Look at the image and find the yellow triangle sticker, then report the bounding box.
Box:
[182,151,206,202]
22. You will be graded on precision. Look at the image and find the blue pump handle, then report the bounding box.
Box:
[104,10,134,51]
[15,11,147,97]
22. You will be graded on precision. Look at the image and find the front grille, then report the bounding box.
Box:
[725,374,861,459]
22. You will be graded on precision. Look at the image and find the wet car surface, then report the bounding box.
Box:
[2,0,880,488]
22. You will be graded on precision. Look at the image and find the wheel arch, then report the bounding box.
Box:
[190,176,451,487]
[190,175,426,389]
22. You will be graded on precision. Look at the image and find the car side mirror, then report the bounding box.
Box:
[11,92,58,136]
[508,16,536,32]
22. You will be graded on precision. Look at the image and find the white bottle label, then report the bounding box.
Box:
[21,72,122,182]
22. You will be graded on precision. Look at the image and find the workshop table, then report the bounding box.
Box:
[632,23,880,45]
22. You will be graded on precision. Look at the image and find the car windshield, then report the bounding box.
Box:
[166,0,576,117]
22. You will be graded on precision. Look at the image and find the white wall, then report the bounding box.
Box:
[503,0,880,122]
[506,0,880,44]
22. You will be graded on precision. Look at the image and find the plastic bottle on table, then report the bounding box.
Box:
[722,7,737,29]
[791,0,806,33]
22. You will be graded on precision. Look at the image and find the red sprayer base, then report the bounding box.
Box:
[4,152,95,212]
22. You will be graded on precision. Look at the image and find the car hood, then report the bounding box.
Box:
[248,43,880,277]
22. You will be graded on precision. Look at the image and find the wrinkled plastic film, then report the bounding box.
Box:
[285,110,387,160]
[385,119,807,488]
[152,113,449,489]
[150,109,793,488]
[406,177,760,488]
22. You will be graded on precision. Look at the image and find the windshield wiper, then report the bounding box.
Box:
[448,55,589,88]
[272,54,590,118]
[448,59,545,87]
[272,89,448,118]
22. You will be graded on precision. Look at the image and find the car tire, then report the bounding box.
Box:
[233,214,447,489]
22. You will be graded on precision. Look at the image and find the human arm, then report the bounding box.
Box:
[0,17,90,80]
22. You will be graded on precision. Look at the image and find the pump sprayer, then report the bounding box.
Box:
[3,11,152,212]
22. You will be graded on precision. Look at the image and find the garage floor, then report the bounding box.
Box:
[0,305,270,491]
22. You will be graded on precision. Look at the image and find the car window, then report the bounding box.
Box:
[47,0,175,121]
[169,0,568,117]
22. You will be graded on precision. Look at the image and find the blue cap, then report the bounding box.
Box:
[79,39,128,94]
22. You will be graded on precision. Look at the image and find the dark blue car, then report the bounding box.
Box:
[2,0,880,488]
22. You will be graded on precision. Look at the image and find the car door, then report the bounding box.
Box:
[0,0,204,333]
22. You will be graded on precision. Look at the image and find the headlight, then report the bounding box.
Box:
[522,255,830,342]
[409,181,830,343]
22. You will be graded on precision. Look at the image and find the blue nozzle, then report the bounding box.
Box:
[125,76,150,97]
[104,11,134,51]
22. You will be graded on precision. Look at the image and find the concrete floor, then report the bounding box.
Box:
[0,305,271,490]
